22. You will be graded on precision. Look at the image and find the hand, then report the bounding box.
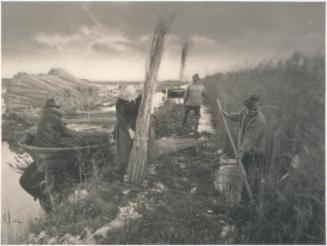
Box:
[237,151,244,161]
[128,128,135,140]
[220,110,228,117]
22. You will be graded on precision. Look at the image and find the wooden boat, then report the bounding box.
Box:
[167,88,185,98]
[19,133,207,172]
[18,133,110,173]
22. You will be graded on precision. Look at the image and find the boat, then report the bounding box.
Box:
[167,88,185,98]
[18,133,111,173]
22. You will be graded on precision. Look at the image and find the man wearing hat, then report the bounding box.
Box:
[182,73,206,135]
[221,95,266,200]
[34,98,84,204]
[36,98,82,147]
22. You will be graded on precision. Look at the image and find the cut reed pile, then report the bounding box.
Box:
[4,68,102,115]
[203,52,325,244]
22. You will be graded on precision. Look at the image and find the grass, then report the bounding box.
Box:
[26,101,235,244]
[203,52,325,244]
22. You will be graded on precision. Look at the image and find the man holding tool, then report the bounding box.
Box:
[220,95,266,200]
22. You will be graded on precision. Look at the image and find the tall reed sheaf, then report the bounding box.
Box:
[203,53,325,244]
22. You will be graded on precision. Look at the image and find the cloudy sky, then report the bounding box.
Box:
[2,2,325,81]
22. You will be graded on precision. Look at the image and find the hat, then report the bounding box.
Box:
[244,95,260,108]
[44,98,60,109]
[119,85,140,101]
[192,73,200,81]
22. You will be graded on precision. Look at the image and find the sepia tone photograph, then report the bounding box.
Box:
[1,1,325,244]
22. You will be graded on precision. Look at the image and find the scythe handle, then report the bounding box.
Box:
[216,98,254,203]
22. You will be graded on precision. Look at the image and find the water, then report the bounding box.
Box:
[0,90,214,243]
[152,91,215,134]
[198,106,215,134]
[1,143,43,244]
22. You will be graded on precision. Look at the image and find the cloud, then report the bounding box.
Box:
[34,23,150,56]
[2,2,324,80]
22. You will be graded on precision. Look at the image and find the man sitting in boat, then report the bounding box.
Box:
[32,98,84,205]
[36,98,83,147]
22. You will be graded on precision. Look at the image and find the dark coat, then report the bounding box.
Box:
[115,96,141,171]
[35,108,82,147]
[228,108,266,154]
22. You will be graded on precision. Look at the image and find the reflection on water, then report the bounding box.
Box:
[198,106,215,134]
[1,143,43,244]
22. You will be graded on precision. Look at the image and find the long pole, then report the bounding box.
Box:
[216,98,254,203]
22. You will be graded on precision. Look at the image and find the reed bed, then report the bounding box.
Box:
[203,52,325,244]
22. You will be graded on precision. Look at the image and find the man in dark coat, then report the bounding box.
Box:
[36,98,82,147]
[114,85,142,176]
[221,95,266,199]
[33,98,83,203]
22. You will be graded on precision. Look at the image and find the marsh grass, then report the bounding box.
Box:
[203,52,325,244]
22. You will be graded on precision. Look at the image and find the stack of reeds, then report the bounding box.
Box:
[4,68,102,114]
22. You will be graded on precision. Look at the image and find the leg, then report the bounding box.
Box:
[182,106,191,127]
[240,153,251,203]
[193,106,201,132]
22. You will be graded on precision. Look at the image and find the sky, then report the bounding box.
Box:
[2,2,325,81]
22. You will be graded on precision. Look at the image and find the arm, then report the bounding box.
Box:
[227,112,241,121]
[202,85,206,98]
[53,117,76,137]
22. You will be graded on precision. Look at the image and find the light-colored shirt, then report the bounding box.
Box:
[184,82,205,107]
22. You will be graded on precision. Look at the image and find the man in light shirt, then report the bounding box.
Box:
[182,73,206,135]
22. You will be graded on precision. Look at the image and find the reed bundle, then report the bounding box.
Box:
[214,161,244,207]
[156,136,207,156]
[179,42,188,81]
[127,16,174,183]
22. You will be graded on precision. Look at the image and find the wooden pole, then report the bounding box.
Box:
[127,17,173,183]
[216,98,254,203]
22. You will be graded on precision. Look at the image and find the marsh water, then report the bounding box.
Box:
[1,143,44,244]
[1,89,214,243]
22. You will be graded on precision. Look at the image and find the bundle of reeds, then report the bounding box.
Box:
[127,16,174,183]
[156,136,208,156]
[179,41,188,81]
[214,160,244,207]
